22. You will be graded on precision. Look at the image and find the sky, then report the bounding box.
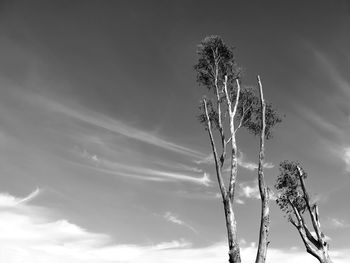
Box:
[0,0,350,262]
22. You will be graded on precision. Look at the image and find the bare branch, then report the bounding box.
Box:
[286,197,320,259]
[234,103,253,133]
[224,76,241,200]
[313,204,322,229]
[203,98,227,200]
[212,50,227,168]
[232,78,241,118]
[298,227,321,260]
[304,223,321,249]
[289,216,299,228]
[296,166,323,244]
[288,198,303,225]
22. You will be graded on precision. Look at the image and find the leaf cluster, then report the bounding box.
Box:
[275,160,308,216]
[194,35,240,91]
[235,87,282,140]
[194,36,282,139]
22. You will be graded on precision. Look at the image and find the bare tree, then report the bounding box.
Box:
[194,36,281,263]
[275,161,333,263]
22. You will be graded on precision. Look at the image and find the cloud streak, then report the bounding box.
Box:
[26,93,204,159]
[76,148,211,186]
[195,152,274,171]
[163,212,198,234]
[342,147,350,172]
[0,188,40,207]
[237,151,274,171]
[325,217,350,229]
[313,50,350,98]
[295,105,343,140]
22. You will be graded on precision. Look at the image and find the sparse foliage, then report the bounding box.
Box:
[195,36,281,140]
[194,36,240,91]
[194,35,281,263]
[276,160,308,216]
[234,88,282,139]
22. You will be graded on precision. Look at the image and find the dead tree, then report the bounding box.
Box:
[195,36,281,263]
[275,161,333,263]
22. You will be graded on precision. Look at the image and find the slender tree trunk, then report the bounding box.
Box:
[222,77,242,263]
[255,76,270,263]
[255,190,269,263]
[203,97,241,263]
[223,198,241,263]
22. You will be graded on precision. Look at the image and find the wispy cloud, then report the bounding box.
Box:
[154,239,192,250]
[194,153,214,165]
[195,152,274,171]
[235,198,245,205]
[329,146,350,173]
[342,147,350,172]
[76,148,211,186]
[237,151,274,171]
[313,50,350,98]
[163,212,198,234]
[25,93,204,159]
[18,188,40,204]
[0,188,40,207]
[12,92,212,186]
[295,105,343,139]
[324,217,350,229]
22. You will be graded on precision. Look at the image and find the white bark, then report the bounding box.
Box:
[255,76,270,263]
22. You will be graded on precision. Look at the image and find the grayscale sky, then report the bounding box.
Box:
[0,1,349,262]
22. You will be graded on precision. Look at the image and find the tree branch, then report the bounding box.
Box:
[203,98,227,200]
[212,50,227,168]
[232,78,241,118]
[296,166,323,244]
[287,198,321,259]
[234,103,253,133]
[289,215,299,228]
[288,196,320,249]
[223,77,240,200]
[288,198,303,226]
[297,226,321,260]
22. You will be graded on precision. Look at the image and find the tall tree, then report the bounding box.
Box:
[275,161,333,263]
[195,36,281,263]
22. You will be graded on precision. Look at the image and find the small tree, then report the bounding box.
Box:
[275,161,333,263]
[195,36,281,263]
